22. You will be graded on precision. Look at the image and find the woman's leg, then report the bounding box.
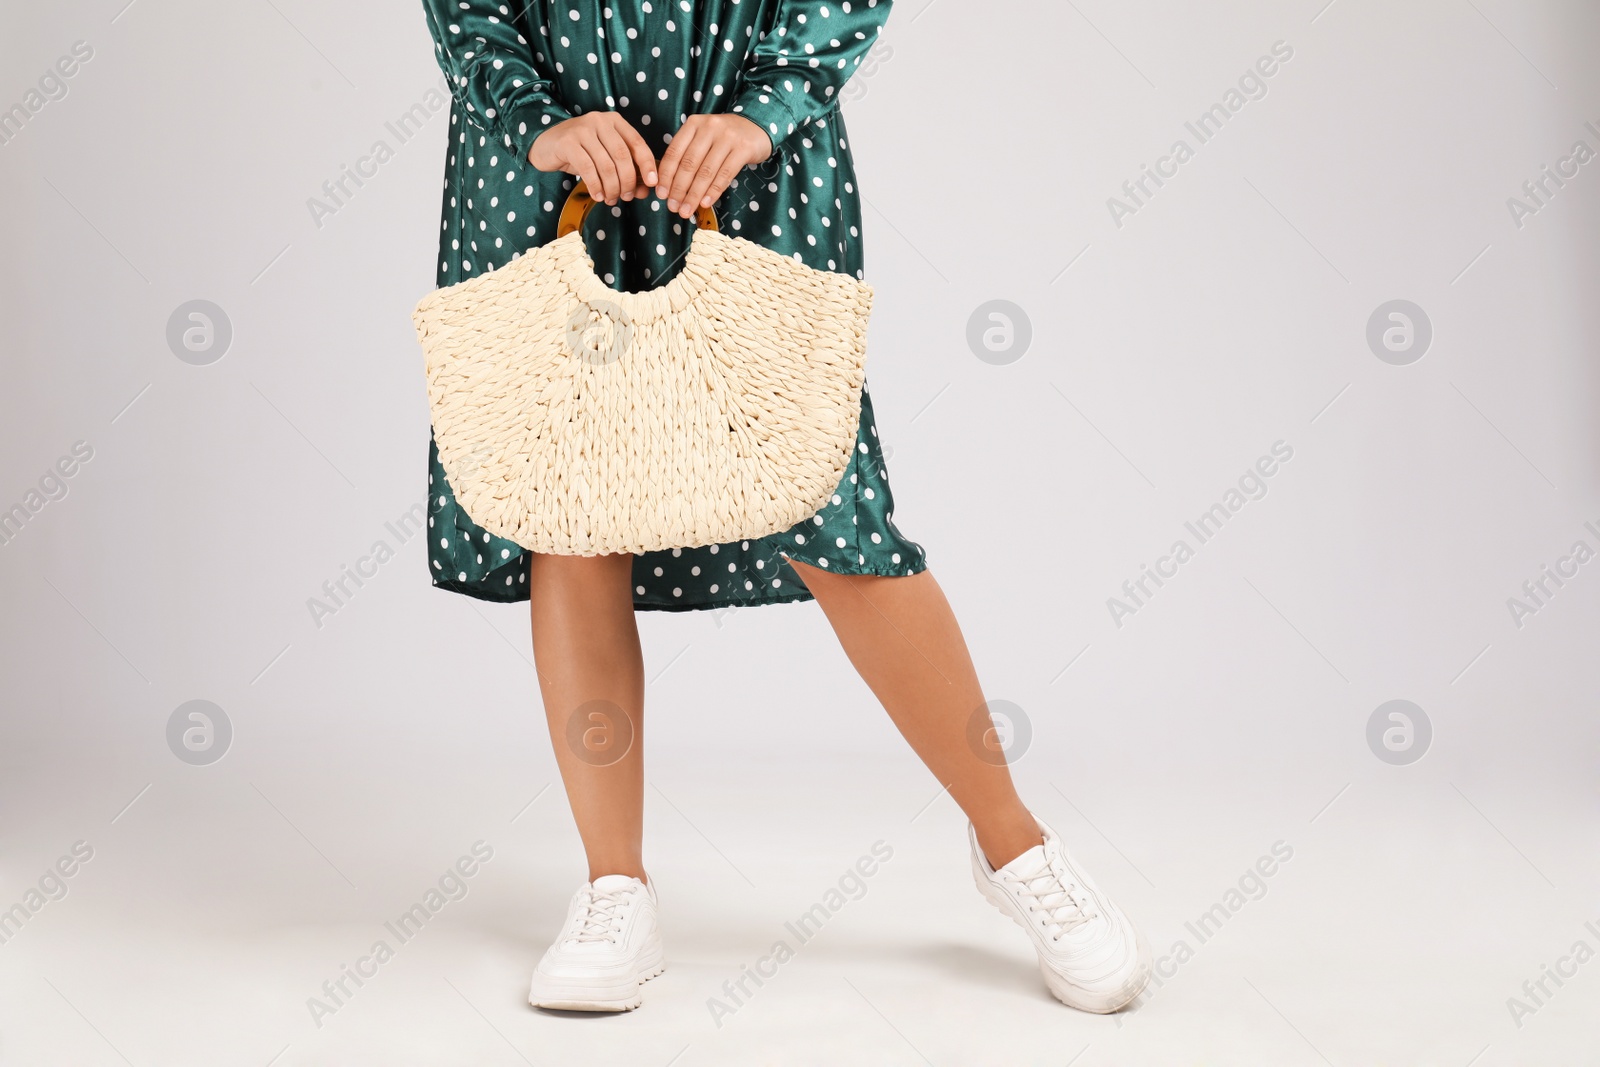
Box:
[781,557,1045,868]
[527,552,648,883]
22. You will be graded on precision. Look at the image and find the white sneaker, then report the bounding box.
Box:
[528,873,665,1011]
[970,814,1151,1013]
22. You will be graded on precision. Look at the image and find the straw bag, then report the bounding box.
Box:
[412,180,872,557]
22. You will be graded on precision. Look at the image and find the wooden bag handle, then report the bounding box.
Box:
[556,178,720,238]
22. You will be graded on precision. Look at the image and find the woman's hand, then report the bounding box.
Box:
[527,112,659,205]
[655,115,773,218]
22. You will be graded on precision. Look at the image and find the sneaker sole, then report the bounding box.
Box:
[972,856,1153,1014]
[529,948,665,1012]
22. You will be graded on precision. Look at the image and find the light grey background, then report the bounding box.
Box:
[3,0,1598,1063]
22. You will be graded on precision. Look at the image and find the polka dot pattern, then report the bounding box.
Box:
[420,0,923,612]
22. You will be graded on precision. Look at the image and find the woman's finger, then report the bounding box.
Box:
[582,131,623,204]
[595,123,641,199]
[612,116,659,190]
[666,129,710,212]
[680,142,734,218]
[566,143,601,206]
[657,121,704,209]
[702,149,746,210]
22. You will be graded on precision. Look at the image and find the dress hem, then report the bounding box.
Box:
[429,556,930,612]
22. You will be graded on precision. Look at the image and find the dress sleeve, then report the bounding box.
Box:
[420,1,572,162]
[730,0,894,156]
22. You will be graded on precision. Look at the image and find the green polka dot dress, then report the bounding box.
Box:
[420,0,925,611]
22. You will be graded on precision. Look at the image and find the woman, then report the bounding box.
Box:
[419,0,1150,1014]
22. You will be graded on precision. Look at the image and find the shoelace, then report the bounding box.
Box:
[1008,853,1098,939]
[567,886,634,944]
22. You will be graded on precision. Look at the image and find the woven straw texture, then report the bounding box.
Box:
[413,228,872,556]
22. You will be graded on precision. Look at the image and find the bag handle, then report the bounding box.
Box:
[557,178,720,238]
